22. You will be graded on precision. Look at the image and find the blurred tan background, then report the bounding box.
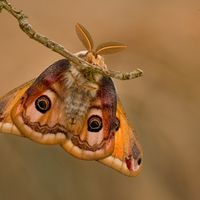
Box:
[0,0,200,199]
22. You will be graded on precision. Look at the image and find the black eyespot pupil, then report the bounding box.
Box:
[35,95,51,114]
[38,100,47,109]
[91,120,99,128]
[138,158,142,165]
[115,118,120,131]
[88,115,102,132]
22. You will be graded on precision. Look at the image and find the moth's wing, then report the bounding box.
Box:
[61,76,117,160]
[1,59,116,160]
[0,79,34,136]
[99,98,143,177]
[9,59,74,145]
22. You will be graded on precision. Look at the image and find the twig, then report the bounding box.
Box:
[0,0,143,80]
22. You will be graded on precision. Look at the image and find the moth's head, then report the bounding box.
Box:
[75,50,106,70]
[75,23,127,69]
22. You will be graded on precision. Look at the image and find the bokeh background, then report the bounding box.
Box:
[0,0,200,199]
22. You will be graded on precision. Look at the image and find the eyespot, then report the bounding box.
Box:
[35,95,51,113]
[115,118,120,131]
[88,115,102,132]
[138,158,142,165]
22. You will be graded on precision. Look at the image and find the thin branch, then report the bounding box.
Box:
[0,0,143,80]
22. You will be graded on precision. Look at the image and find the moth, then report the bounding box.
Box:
[0,23,142,176]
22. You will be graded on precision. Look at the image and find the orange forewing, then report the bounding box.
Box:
[0,80,34,136]
[99,99,142,176]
